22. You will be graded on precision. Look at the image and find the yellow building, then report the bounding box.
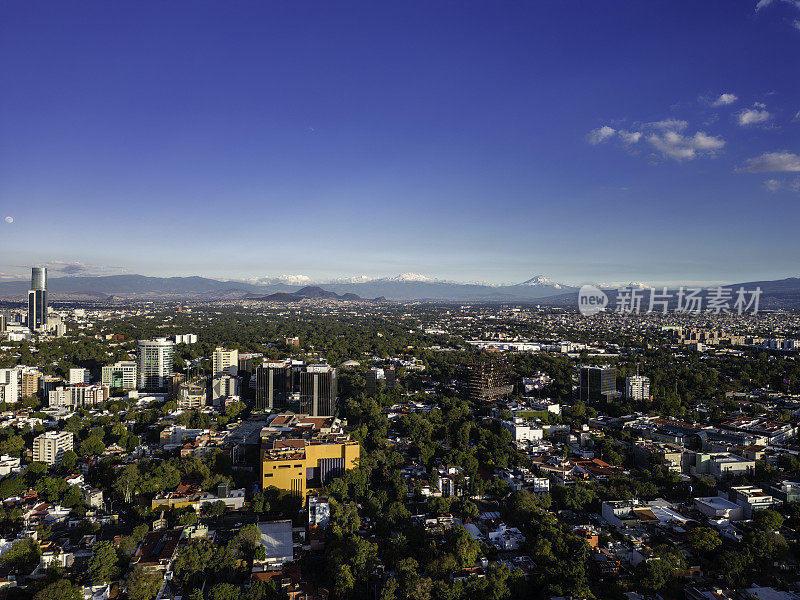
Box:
[261,438,360,501]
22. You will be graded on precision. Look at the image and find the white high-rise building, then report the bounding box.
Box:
[211,374,240,404]
[212,347,239,376]
[137,338,175,391]
[68,368,90,385]
[625,375,651,401]
[33,431,74,465]
[102,361,137,390]
[0,369,18,404]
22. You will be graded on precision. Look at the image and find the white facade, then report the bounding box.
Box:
[211,374,240,403]
[625,376,650,401]
[308,496,331,529]
[101,361,137,390]
[0,369,18,404]
[68,368,90,385]
[137,338,174,390]
[175,334,198,344]
[502,418,543,442]
[212,347,239,376]
[33,431,74,465]
[0,455,22,478]
[48,384,109,409]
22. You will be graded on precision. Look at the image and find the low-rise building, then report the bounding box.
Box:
[693,496,745,521]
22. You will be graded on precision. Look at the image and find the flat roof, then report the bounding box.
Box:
[694,496,739,510]
[258,520,293,562]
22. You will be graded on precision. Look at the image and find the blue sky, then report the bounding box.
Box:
[1,1,799,286]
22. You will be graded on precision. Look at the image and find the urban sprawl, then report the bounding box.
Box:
[0,268,800,600]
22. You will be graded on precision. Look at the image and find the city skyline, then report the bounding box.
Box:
[2,1,800,285]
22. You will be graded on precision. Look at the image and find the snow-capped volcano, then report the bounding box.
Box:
[379,272,440,283]
[515,275,566,289]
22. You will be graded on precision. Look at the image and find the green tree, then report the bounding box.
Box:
[636,545,687,591]
[448,526,480,569]
[333,564,355,598]
[89,540,119,584]
[33,579,83,600]
[211,583,241,600]
[688,527,721,554]
[126,565,163,600]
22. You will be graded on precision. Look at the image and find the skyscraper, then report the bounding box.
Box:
[300,365,337,416]
[467,352,513,402]
[212,347,239,376]
[27,267,47,332]
[137,338,175,391]
[625,375,651,401]
[255,359,292,410]
[579,366,617,403]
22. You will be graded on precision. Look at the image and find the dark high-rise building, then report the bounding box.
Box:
[467,352,513,402]
[366,369,378,395]
[255,359,292,410]
[385,366,396,390]
[300,365,337,416]
[27,267,47,332]
[579,366,617,403]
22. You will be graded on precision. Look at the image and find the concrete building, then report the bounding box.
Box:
[625,375,650,401]
[174,334,198,344]
[137,338,175,391]
[48,384,109,409]
[261,437,359,501]
[255,359,292,410]
[28,267,48,333]
[177,378,206,410]
[693,496,745,520]
[765,481,800,504]
[299,365,337,416]
[579,366,617,403]
[68,368,90,385]
[212,347,239,376]
[33,431,74,466]
[501,418,544,443]
[211,374,240,404]
[0,455,22,478]
[101,361,138,390]
[0,369,18,404]
[633,441,685,473]
[256,520,294,569]
[729,486,777,519]
[20,368,42,399]
[693,452,755,480]
[308,496,331,529]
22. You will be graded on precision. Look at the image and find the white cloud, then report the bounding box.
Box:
[764,178,782,191]
[618,130,642,144]
[712,93,738,106]
[647,118,688,131]
[36,261,130,276]
[646,130,725,161]
[586,125,616,145]
[737,151,800,172]
[794,19,800,29]
[738,106,771,126]
[756,0,800,10]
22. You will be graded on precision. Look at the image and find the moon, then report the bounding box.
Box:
[3,216,12,224]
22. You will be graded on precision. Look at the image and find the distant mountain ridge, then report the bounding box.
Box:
[251,286,384,303]
[0,273,797,306]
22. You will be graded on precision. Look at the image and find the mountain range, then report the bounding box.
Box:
[0,273,797,307]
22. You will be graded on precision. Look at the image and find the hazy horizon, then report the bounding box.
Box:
[2,1,799,285]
